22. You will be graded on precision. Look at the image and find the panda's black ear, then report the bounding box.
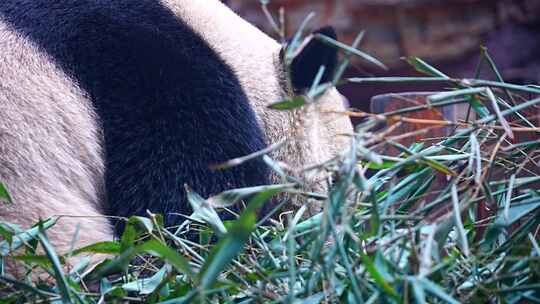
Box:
[290,26,339,92]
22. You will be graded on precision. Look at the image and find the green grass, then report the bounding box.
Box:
[1,7,540,304]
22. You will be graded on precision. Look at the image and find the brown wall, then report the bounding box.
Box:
[227,0,540,112]
[228,0,539,68]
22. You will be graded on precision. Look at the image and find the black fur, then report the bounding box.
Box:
[290,26,339,92]
[0,0,270,231]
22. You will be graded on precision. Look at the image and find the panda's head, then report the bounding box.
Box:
[172,0,354,196]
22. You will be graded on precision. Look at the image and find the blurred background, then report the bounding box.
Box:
[224,0,540,115]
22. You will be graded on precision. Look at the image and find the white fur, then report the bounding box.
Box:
[0,21,113,276]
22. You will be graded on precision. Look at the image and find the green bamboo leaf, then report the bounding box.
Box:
[130,216,155,234]
[362,160,396,170]
[357,145,383,165]
[0,222,20,246]
[411,278,427,304]
[348,76,452,84]
[466,95,490,118]
[262,155,287,180]
[207,184,292,208]
[307,82,333,100]
[428,87,486,103]
[476,97,540,126]
[417,277,460,304]
[308,65,326,94]
[68,257,90,279]
[138,240,193,278]
[14,254,54,265]
[404,57,449,78]
[390,142,456,176]
[333,31,365,84]
[100,277,114,296]
[120,217,139,252]
[268,96,306,110]
[87,247,136,280]
[486,88,514,139]
[71,241,121,256]
[451,185,469,256]
[360,253,400,300]
[369,189,381,237]
[89,239,193,281]
[197,189,279,290]
[186,185,227,235]
[378,154,470,163]
[434,217,455,253]
[381,169,428,209]
[0,218,57,256]
[529,233,540,256]
[37,231,73,304]
[403,175,435,211]
[469,133,482,184]
[295,213,323,233]
[298,293,325,304]
[480,46,518,106]
[122,265,170,295]
[0,274,57,298]
[0,182,13,204]
[495,198,540,227]
[211,137,288,170]
[419,158,456,176]
[503,174,516,224]
[427,154,471,161]
[464,79,540,94]
[315,34,387,70]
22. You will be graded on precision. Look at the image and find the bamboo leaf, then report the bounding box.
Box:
[360,252,400,301]
[207,184,292,208]
[503,174,516,224]
[405,57,449,78]
[0,182,13,204]
[71,241,121,256]
[198,189,279,290]
[418,277,460,304]
[451,185,469,256]
[315,34,387,70]
[486,88,514,139]
[428,87,486,103]
[122,265,170,295]
[495,198,540,227]
[37,231,73,304]
[186,185,227,235]
[0,218,57,256]
[268,96,306,110]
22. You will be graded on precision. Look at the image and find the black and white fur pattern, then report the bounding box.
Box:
[0,0,353,273]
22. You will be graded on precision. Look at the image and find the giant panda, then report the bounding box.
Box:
[0,0,353,275]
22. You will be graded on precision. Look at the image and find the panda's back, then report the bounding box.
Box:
[0,0,269,230]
